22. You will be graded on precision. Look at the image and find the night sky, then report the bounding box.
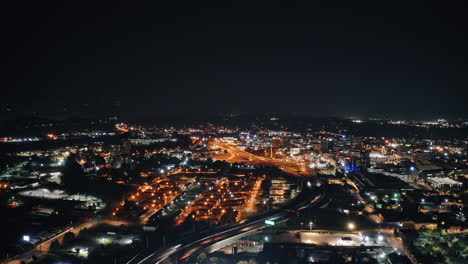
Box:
[2,1,467,119]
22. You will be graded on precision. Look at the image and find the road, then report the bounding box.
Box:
[259,230,389,247]
[211,141,310,177]
[123,143,327,264]
[128,180,328,264]
[242,176,263,215]
[2,220,129,264]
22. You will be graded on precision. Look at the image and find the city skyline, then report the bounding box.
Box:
[1,2,467,263]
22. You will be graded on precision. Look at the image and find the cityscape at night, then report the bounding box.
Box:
[1,1,467,264]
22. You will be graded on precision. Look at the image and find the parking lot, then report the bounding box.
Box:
[263,230,389,247]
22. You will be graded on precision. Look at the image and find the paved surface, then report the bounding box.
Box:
[127,181,326,264]
[211,141,310,177]
[2,220,129,264]
[218,241,263,254]
[264,230,389,247]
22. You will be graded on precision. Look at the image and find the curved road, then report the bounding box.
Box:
[129,180,329,264]
[211,141,309,177]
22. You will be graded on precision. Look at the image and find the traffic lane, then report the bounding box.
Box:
[211,143,307,176]
[160,222,269,263]
[162,186,325,264]
[179,227,264,261]
[151,216,274,264]
[138,196,310,264]
[162,196,323,263]
[136,181,324,264]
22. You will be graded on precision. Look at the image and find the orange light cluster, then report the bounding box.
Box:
[47,134,58,140]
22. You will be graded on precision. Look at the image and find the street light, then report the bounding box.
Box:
[377,234,384,242]
[347,222,355,231]
[309,221,313,231]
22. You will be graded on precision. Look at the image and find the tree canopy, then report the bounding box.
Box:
[62,154,88,193]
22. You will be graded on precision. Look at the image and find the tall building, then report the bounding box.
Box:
[272,137,284,148]
[351,136,363,150]
[320,140,334,153]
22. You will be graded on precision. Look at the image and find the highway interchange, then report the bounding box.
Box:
[210,141,309,177]
[124,141,408,264]
[128,179,328,264]
[125,141,331,264]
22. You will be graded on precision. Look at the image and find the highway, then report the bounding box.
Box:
[210,141,309,177]
[127,141,327,264]
[128,179,329,264]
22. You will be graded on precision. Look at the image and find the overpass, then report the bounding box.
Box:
[210,141,310,177]
[128,179,329,264]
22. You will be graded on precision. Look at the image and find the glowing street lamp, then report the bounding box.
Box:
[347,222,355,231]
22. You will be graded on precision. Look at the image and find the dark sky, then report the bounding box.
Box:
[2,1,467,119]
